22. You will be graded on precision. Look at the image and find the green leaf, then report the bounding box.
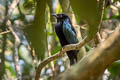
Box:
[108,61,120,76]
[5,61,16,77]
[69,0,104,39]
[56,3,62,14]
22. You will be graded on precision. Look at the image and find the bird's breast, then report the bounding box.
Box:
[55,23,68,47]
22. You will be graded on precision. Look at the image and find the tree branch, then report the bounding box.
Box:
[0,30,11,35]
[35,0,105,79]
[35,36,91,80]
[5,0,21,79]
[56,25,120,80]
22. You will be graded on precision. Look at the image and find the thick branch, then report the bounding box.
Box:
[35,36,91,80]
[25,0,47,60]
[56,25,120,80]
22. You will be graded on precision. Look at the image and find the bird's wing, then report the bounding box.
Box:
[63,21,78,44]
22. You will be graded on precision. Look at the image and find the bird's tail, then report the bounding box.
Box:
[67,50,79,65]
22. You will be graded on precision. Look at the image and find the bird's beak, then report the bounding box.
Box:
[51,14,57,18]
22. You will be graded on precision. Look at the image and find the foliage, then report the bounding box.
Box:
[0,0,120,80]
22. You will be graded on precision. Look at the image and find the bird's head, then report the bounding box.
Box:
[52,13,69,22]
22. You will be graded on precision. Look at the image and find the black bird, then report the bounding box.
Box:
[52,13,79,65]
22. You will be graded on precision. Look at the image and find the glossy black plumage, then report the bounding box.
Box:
[53,13,79,65]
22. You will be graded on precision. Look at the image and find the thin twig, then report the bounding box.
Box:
[5,0,21,79]
[35,36,91,80]
[7,20,20,43]
[7,20,21,80]
[94,32,102,47]
[8,0,19,18]
[14,39,21,80]
[0,30,11,35]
